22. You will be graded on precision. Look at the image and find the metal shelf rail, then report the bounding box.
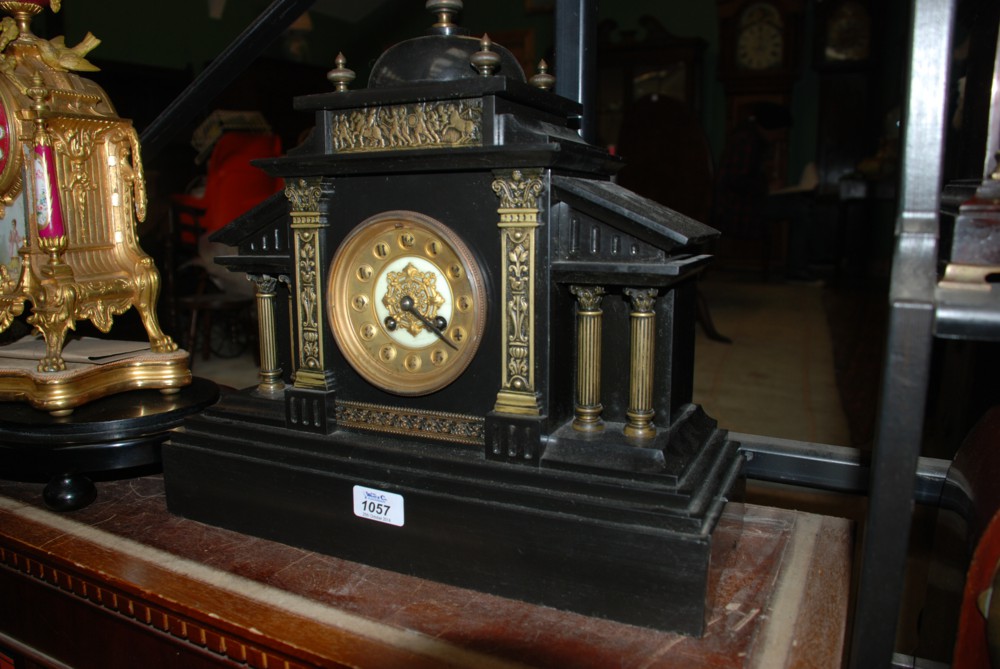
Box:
[848,0,955,665]
[740,0,998,665]
[740,0,999,665]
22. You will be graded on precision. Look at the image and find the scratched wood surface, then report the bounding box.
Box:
[0,475,851,668]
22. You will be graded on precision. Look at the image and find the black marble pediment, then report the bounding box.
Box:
[208,191,290,275]
[551,176,717,263]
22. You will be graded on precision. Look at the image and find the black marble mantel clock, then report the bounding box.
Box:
[163,1,744,636]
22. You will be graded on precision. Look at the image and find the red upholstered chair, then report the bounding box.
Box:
[167,132,283,367]
[198,131,284,234]
[950,406,1000,668]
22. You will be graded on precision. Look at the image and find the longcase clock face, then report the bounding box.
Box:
[326,210,487,396]
[736,2,785,71]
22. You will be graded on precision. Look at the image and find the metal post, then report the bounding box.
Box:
[554,0,597,143]
[847,0,955,665]
[982,32,1000,179]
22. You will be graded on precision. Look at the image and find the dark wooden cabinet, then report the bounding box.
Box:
[0,475,851,669]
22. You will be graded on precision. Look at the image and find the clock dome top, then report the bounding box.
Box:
[367,0,526,88]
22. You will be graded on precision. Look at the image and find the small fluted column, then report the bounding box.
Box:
[623,288,658,440]
[251,274,284,394]
[570,285,605,432]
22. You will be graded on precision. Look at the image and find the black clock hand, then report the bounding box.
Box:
[399,295,457,350]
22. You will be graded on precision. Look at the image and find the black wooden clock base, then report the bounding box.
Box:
[163,390,744,635]
[0,377,219,511]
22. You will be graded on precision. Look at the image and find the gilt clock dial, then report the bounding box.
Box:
[0,81,17,191]
[327,210,486,396]
[0,78,27,277]
[736,2,784,70]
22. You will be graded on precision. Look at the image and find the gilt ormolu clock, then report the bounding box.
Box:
[164,1,744,636]
[0,0,188,413]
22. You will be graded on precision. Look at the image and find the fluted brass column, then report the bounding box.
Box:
[570,285,605,432]
[251,274,284,394]
[623,288,658,440]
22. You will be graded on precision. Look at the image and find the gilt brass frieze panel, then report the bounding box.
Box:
[329,99,482,153]
[335,399,485,446]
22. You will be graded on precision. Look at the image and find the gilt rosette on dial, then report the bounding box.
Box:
[327,210,486,395]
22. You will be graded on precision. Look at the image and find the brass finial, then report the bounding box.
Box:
[426,0,462,33]
[470,34,500,76]
[0,0,47,35]
[26,71,48,114]
[326,52,355,92]
[530,59,555,90]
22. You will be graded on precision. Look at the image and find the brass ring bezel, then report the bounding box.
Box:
[327,210,486,396]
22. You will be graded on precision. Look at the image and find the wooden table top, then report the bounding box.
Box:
[0,474,851,668]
